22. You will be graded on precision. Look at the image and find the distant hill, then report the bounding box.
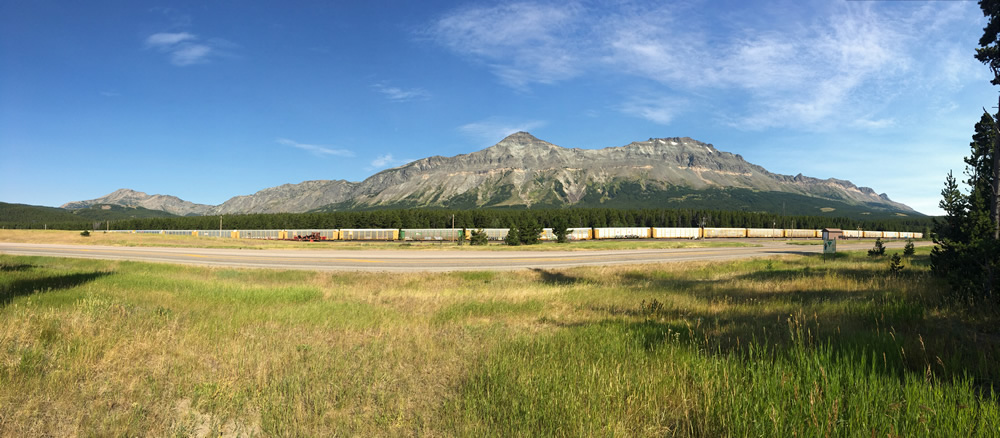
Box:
[62,189,212,216]
[0,202,177,228]
[62,133,922,220]
[0,202,85,227]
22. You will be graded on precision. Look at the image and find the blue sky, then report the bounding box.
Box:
[0,0,992,215]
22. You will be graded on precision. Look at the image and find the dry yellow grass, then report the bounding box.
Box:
[1,248,996,436]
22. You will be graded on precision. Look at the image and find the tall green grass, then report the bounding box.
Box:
[1,248,997,436]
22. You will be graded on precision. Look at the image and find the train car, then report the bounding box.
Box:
[593,227,652,239]
[161,230,194,236]
[746,228,783,238]
[284,229,339,240]
[236,229,284,240]
[842,230,863,239]
[785,229,820,238]
[540,228,593,241]
[400,228,464,241]
[862,230,883,238]
[652,227,701,239]
[477,228,510,241]
[882,231,900,239]
[703,228,748,238]
[339,229,398,241]
[196,230,230,238]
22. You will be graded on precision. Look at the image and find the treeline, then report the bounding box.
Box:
[94,208,932,233]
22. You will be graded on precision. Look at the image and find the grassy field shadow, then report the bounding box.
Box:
[1,271,112,307]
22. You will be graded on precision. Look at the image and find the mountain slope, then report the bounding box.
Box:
[61,133,920,218]
[61,189,213,216]
[318,132,915,215]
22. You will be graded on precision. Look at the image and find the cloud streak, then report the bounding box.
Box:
[458,118,547,145]
[372,82,430,102]
[428,1,971,131]
[368,153,413,170]
[277,138,354,158]
[145,31,230,66]
[428,2,584,89]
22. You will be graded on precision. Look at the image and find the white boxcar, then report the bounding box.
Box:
[401,229,463,241]
[842,230,863,239]
[285,229,339,240]
[862,230,883,238]
[785,229,819,238]
[652,227,701,239]
[746,228,783,238]
[478,228,510,241]
[162,230,194,236]
[238,230,284,240]
[540,228,593,240]
[882,231,900,239]
[703,228,747,238]
[339,229,397,240]
[594,227,651,239]
[196,230,230,238]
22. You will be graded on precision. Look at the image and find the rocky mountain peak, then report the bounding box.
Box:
[62,188,213,216]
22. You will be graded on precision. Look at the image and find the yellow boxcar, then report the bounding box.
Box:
[702,228,748,238]
[746,228,783,238]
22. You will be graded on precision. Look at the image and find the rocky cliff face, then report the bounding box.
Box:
[210,180,357,215]
[61,189,213,216]
[338,132,915,212]
[65,133,918,216]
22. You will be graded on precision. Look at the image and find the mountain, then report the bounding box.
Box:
[315,132,917,216]
[212,180,358,215]
[63,133,920,218]
[61,189,213,216]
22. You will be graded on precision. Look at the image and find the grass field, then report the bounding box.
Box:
[1,247,997,436]
[0,229,759,251]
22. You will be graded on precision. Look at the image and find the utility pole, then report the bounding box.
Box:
[451,214,456,243]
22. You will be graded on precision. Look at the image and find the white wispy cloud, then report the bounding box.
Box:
[277,138,354,158]
[368,153,414,170]
[458,118,547,144]
[428,1,974,132]
[146,32,195,47]
[428,2,585,89]
[619,96,687,125]
[372,82,430,102]
[145,31,231,66]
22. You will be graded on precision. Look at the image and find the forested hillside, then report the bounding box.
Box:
[104,207,932,234]
[0,202,176,230]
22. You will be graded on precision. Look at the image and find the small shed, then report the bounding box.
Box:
[822,228,844,240]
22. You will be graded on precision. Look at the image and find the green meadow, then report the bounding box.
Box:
[1,248,997,436]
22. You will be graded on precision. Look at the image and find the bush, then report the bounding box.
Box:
[903,239,915,257]
[888,253,904,275]
[80,230,90,237]
[868,238,885,258]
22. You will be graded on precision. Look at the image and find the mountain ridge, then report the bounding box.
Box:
[61,133,920,218]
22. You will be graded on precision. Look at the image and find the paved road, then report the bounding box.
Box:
[0,241,928,272]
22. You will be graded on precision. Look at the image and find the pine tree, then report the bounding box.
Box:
[505,223,521,246]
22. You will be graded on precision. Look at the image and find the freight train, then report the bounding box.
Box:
[110,227,923,241]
